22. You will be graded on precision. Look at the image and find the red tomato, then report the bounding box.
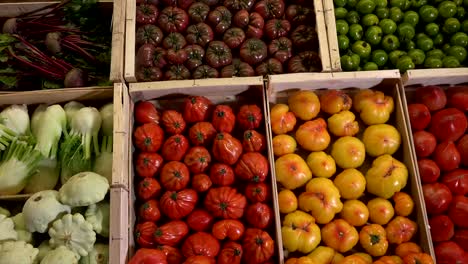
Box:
[154,220,189,246]
[457,134,468,166]
[429,215,454,242]
[135,221,157,248]
[407,103,431,131]
[242,130,266,152]
[423,183,453,215]
[429,108,467,142]
[234,152,269,182]
[186,209,214,232]
[209,163,235,186]
[188,122,217,146]
[433,141,461,171]
[453,229,468,251]
[160,161,190,191]
[135,152,164,178]
[448,88,468,112]
[161,110,186,135]
[157,245,184,264]
[212,132,243,165]
[160,189,198,220]
[212,105,236,133]
[416,85,447,111]
[245,182,271,203]
[183,96,213,123]
[182,232,220,258]
[161,135,190,161]
[204,186,247,219]
[192,174,212,192]
[218,241,243,264]
[134,123,165,152]
[183,146,211,174]
[135,101,160,124]
[418,159,441,184]
[448,195,468,228]
[137,178,162,201]
[212,219,245,241]
[236,104,263,130]
[245,202,273,229]
[413,130,437,158]
[242,228,275,264]
[129,248,167,264]
[183,256,215,264]
[139,200,161,222]
[434,241,468,264]
[441,169,468,196]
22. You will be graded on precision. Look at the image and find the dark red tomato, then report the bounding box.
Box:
[135,101,160,124]
[186,209,215,232]
[160,161,190,191]
[161,110,186,135]
[242,130,266,152]
[245,202,273,229]
[441,169,468,196]
[220,58,255,77]
[233,11,265,39]
[239,38,267,65]
[429,108,467,142]
[207,6,232,35]
[165,64,191,81]
[223,0,255,11]
[158,7,189,33]
[192,173,212,192]
[188,122,217,146]
[184,146,211,174]
[163,32,187,50]
[255,58,284,76]
[139,199,161,222]
[212,219,245,241]
[453,229,468,251]
[291,25,318,51]
[218,241,243,264]
[184,256,215,264]
[154,220,189,247]
[237,104,263,130]
[167,48,188,65]
[135,152,163,178]
[245,182,271,202]
[264,19,291,39]
[223,27,246,49]
[429,214,454,242]
[182,232,221,258]
[136,67,163,82]
[183,96,213,123]
[134,123,165,152]
[288,51,322,73]
[186,23,214,47]
[160,189,198,220]
[254,0,285,19]
[435,241,468,264]
[162,0,193,9]
[137,177,162,201]
[185,44,205,71]
[136,43,156,68]
[210,163,235,186]
[136,4,159,25]
[212,105,236,133]
[192,65,219,79]
[212,133,243,165]
[152,47,168,68]
[188,2,210,23]
[423,183,453,215]
[285,4,314,26]
[448,195,468,228]
[206,41,233,68]
[268,37,293,63]
[135,221,157,248]
[161,134,190,161]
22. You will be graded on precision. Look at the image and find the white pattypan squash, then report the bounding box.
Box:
[48,213,96,258]
[79,243,109,264]
[0,240,38,264]
[0,206,10,216]
[40,246,79,264]
[58,172,109,207]
[37,241,53,262]
[85,201,109,237]
[16,229,33,243]
[12,212,26,230]
[23,190,71,233]
[0,214,17,242]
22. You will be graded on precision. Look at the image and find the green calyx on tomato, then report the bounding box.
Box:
[382,34,401,51]
[380,19,398,34]
[407,48,426,64]
[349,24,364,41]
[365,26,383,45]
[372,49,389,66]
[419,5,439,23]
[352,40,372,58]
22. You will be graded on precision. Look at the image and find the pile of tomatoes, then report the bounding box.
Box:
[129,95,276,264]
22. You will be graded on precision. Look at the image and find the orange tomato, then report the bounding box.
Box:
[337,255,368,264]
[374,255,403,264]
[285,257,316,264]
[393,192,414,217]
[385,216,418,244]
[395,242,422,258]
[402,253,434,264]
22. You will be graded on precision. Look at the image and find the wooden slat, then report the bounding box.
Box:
[109,187,129,264]
[314,0,332,72]
[110,0,126,82]
[323,0,341,71]
[402,68,468,86]
[124,0,137,82]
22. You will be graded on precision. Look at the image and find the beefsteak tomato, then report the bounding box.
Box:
[429,214,454,242]
[210,163,235,186]
[136,4,159,25]
[240,38,268,65]
[182,232,221,257]
[161,110,186,135]
[160,189,198,220]
[208,6,232,34]
[285,4,315,26]
[167,48,188,65]
[157,245,184,264]
[218,241,243,264]
[192,65,219,79]
[268,37,293,63]
[288,51,322,73]
[291,25,319,51]
[135,221,157,248]
[204,186,247,219]
[192,173,212,192]
[135,101,160,124]
[220,58,255,77]
[235,152,269,182]
[160,161,191,191]
[435,241,468,264]
[245,202,273,229]
[185,44,205,71]
[423,183,453,215]
[212,132,243,165]
[212,105,236,133]
[223,27,246,49]
[165,65,190,80]
[255,58,284,76]
[242,228,275,264]
[188,122,217,146]
[245,182,271,202]
[136,67,163,82]
[154,220,189,246]
[385,216,418,244]
[158,7,189,33]
[136,25,164,46]
[206,41,233,68]
[223,0,255,11]
[136,43,156,68]
[183,96,213,123]
[134,123,164,152]
[265,19,291,39]
[183,146,211,174]
[139,199,161,222]
[254,0,285,19]
[135,152,163,178]
[161,135,190,161]
[242,130,266,153]
[186,23,214,47]
[129,248,167,264]
[234,11,265,39]
[212,219,245,241]
[163,32,187,50]
[448,195,468,228]
[186,209,214,232]
[183,256,215,264]
[441,169,468,196]
[137,177,162,200]
[188,2,210,23]
[237,104,263,130]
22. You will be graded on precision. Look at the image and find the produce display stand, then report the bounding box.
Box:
[0,83,129,262]
[0,0,126,84]
[121,77,284,263]
[123,0,332,83]
[322,0,342,72]
[266,70,435,262]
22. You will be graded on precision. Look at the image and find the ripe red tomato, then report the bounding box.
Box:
[135,101,160,124]
[182,232,220,258]
[429,215,454,242]
[209,163,235,186]
[183,146,211,174]
[236,104,263,130]
[448,195,468,228]
[416,85,447,111]
[161,135,190,161]
[417,159,440,183]
[242,130,266,152]
[192,173,212,192]
[183,96,213,123]
[134,123,165,152]
[212,219,245,241]
[245,202,273,229]
[434,241,468,264]
[212,132,243,165]
[160,161,190,191]
[407,103,431,131]
[448,89,468,112]
[423,183,453,215]
[204,186,247,219]
[161,110,186,135]
[135,152,163,178]
[137,178,162,201]
[186,209,214,232]
[413,130,437,158]
[154,220,189,246]
[129,248,167,264]
[429,108,467,142]
[157,245,184,264]
[453,229,468,251]
[457,134,468,166]
[188,122,217,146]
[242,228,275,264]
[212,105,236,133]
[160,189,198,220]
[433,141,461,171]
[135,221,157,248]
[441,169,468,196]
[183,256,215,264]
[218,241,243,264]
[139,199,161,222]
[245,182,271,202]
[234,152,269,182]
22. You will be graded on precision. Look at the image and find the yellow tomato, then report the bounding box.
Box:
[278,189,298,214]
[272,134,297,156]
[282,211,321,254]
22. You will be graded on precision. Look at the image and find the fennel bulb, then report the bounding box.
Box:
[93,104,113,182]
[31,104,47,137]
[23,158,59,194]
[0,140,43,195]
[34,105,67,159]
[0,123,17,151]
[0,105,30,136]
[64,101,85,126]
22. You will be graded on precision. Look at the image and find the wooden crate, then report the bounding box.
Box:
[0,0,125,84]
[322,0,341,72]
[124,0,332,83]
[266,70,435,262]
[123,77,284,263]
